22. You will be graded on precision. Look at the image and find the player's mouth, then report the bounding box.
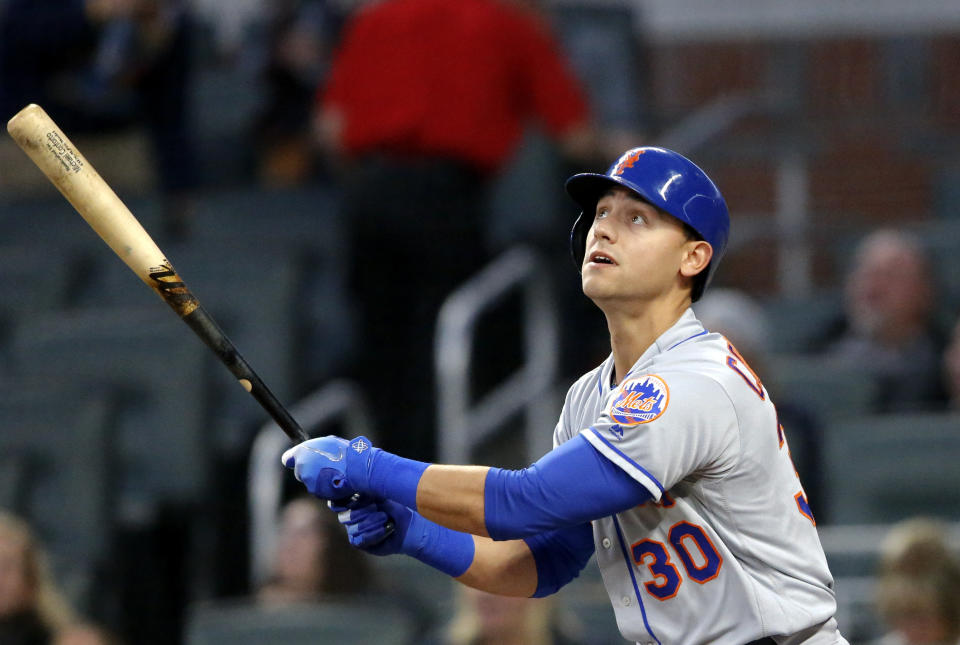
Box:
[587,250,617,267]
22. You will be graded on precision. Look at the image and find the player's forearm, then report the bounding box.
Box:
[374,435,650,540]
[456,536,538,597]
[416,464,491,537]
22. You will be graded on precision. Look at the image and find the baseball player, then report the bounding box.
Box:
[282,147,848,644]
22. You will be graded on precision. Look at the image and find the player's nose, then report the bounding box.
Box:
[591,215,616,244]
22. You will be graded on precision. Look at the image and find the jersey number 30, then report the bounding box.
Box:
[632,521,722,600]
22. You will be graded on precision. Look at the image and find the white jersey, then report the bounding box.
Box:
[554,309,847,645]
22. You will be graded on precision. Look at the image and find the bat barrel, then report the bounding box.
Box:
[7,105,173,296]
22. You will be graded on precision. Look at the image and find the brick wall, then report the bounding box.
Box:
[640,34,960,294]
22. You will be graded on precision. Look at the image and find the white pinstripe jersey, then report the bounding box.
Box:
[554,309,848,645]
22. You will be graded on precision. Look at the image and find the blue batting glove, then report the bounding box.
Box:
[330,497,475,577]
[330,496,408,556]
[281,435,378,500]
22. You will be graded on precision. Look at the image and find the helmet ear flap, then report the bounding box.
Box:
[569,212,590,273]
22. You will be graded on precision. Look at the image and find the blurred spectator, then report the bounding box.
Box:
[313,0,598,460]
[692,288,773,362]
[0,511,75,645]
[53,622,122,645]
[314,0,598,171]
[943,315,960,410]
[431,585,588,645]
[822,229,949,412]
[693,288,824,513]
[549,1,648,157]
[256,496,371,604]
[187,0,262,59]
[872,517,960,645]
[0,0,198,238]
[251,0,345,186]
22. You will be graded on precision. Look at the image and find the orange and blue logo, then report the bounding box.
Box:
[609,374,669,426]
[611,148,646,177]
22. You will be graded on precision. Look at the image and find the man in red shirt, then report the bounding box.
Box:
[317,0,591,173]
[315,0,593,461]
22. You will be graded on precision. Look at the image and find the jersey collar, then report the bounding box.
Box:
[622,308,706,382]
[600,309,707,390]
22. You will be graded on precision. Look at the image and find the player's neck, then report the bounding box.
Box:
[604,296,690,385]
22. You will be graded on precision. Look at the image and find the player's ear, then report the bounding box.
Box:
[679,240,713,279]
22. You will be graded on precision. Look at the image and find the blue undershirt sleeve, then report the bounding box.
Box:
[523,522,595,597]
[485,433,653,541]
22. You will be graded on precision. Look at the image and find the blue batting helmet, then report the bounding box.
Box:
[565,147,730,302]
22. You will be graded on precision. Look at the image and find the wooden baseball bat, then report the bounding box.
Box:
[6,103,308,444]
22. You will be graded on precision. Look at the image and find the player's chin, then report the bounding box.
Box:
[581,274,615,300]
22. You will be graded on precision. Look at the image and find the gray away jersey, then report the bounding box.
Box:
[554,309,847,645]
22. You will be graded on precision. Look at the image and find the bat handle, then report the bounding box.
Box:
[250,385,310,444]
[181,306,309,444]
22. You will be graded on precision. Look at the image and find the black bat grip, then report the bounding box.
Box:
[181,305,309,443]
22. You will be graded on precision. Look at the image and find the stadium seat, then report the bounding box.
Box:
[916,219,960,312]
[189,185,343,250]
[761,291,843,354]
[764,354,879,423]
[822,412,960,525]
[0,245,74,332]
[0,383,115,609]
[9,308,210,516]
[0,453,24,511]
[184,598,418,645]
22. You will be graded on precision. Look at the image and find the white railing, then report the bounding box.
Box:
[435,247,560,465]
[247,379,374,587]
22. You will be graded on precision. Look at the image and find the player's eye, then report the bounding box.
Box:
[631,214,645,225]
[595,207,609,220]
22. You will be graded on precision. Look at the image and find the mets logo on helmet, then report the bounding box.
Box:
[609,374,669,426]
[612,148,646,176]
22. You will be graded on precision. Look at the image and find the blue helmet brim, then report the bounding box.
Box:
[565,172,658,217]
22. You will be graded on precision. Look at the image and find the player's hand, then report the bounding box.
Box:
[330,496,411,557]
[332,496,475,578]
[281,435,378,500]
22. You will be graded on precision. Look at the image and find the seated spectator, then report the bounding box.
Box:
[0,0,198,238]
[872,517,960,645]
[0,511,75,645]
[943,315,960,411]
[53,622,121,645]
[250,0,344,187]
[822,229,948,412]
[693,288,824,512]
[256,496,371,604]
[431,584,588,645]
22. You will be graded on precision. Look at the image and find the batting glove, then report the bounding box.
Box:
[282,435,378,500]
[330,497,475,577]
[330,496,406,556]
[282,435,429,509]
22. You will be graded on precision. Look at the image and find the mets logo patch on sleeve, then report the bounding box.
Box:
[609,374,669,425]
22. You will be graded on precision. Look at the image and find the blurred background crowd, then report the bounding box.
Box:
[0,0,959,643]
